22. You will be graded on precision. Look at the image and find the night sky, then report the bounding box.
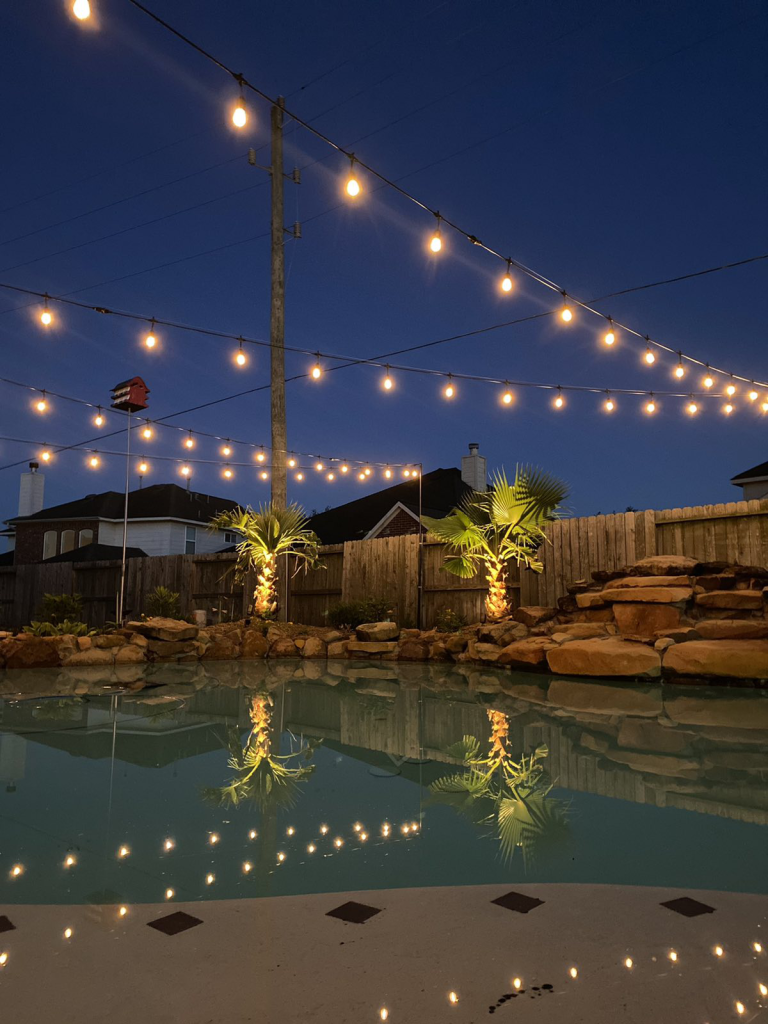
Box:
[1,0,766,532]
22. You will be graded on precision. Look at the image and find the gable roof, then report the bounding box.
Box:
[731,461,768,485]
[307,468,471,544]
[43,542,147,563]
[8,483,241,526]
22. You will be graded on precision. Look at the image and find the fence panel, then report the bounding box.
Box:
[288,544,344,626]
[343,535,420,627]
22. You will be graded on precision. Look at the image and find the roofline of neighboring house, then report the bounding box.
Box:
[364,501,420,540]
[730,475,768,486]
[6,514,231,528]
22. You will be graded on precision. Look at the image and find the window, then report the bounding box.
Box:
[224,531,237,544]
[60,530,75,554]
[78,529,94,548]
[185,526,196,555]
[42,530,57,560]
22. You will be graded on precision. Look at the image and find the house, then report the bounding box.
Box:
[307,444,486,544]
[4,468,244,564]
[731,460,768,501]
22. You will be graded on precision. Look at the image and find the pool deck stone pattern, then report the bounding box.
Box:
[0,883,766,1023]
[3,554,768,682]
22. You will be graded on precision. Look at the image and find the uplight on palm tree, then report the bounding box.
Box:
[421,466,567,621]
[210,503,321,619]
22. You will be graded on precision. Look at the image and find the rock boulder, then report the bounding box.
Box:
[356,621,399,642]
[497,636,555,668]
[513,606,557,626]
[663,639,768,678]
[128,617,199,642]
[613,602,681,638]
[546,637,661,678]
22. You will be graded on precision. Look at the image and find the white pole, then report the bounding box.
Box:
[118,411,131,623]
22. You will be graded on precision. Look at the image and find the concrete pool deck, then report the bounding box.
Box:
[1,883,767,1022]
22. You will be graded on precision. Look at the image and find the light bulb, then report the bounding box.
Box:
[221,444,233,457]
[165,888,174,900]
[315,461,324,472]
[73,0,90,19]
[10,864,23,877]
[242,861,252,873]
[448,991,459,1004]
[340,463,349,474]
[754,942,763,953]
[500,272,513,293]
[560,305,572,323]
[232,101,247,129]
[259,470,268,480]
[326,472,335,481]
[248,829,258,840]
[287,456,296,467]
[144,330,156,349]
[383,373,394,390]
[118,845,130,858]
[256,450,266,462]
[726,382,737,396]
[164,839,175,851]
[759,983,767,997]
[40,449,52,462]
[364,467,371,476]
[206,873,215,885]
[501,388,514,405]
[443,378,455,399]
[277,852,286,862]
[235,346,247,367]
[603,327,615,346]
[88,455,100,469]
[142,425,153,440]
[184,434,195,449]
[35,398,48,413]
[703,373,714,388]
[334,837,344,848]
[118,905,128,918]
[40,309,52,326]
[311,360,322,380]
[223,467,233,479]
[345,176,360,197]
[384,468,392,479]
[137,462,148,475]
[714,945,724,957]
[674,363,685,378]
[724,403,734,415]
[513,978,522,990]
[429,230,442,253]
[359,832,368,842]
[295,472,304,481]
[644,348,655,365]
[64,854,76,868]
[94,410,105,427]
[736,1002,745,1015]
[63,927,73,940]
[569,967,578,979]
[358,472,365,480]
[604,397,615,413]
[403,469,411,477]
[624,958,633,969]
[645,399,656,414]
[180,465,191,478]
[668,950,678,962]
[749,389,759,401]
[0,953,8,966]
[554,390,564,409]
[687,401,698,415]
[307,843,316,854]
[380,1009,388,1021]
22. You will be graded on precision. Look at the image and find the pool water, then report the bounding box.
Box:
[1,660,767,906]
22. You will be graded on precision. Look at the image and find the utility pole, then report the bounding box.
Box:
[270,98,287,510]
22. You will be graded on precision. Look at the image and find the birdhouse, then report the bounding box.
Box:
[111,377,150,413]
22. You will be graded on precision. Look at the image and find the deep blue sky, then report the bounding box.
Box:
[0,0,766,527]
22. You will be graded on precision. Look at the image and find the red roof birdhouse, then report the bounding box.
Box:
[111,377,150,413]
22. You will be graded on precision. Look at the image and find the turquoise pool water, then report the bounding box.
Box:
[1,661,767,905]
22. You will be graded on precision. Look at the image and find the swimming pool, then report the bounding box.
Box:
[1,660,767,908]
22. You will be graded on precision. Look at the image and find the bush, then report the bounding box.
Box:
[145,586,181,619]
[325,598,394,630]
[24,619,94,637]
[434,608,467,633]
[37,593,83,625]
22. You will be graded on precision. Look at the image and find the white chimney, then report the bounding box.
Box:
[461,443,486,491]
[19,462,45,517]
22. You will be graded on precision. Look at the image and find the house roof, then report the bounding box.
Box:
[7,483,242,527]
[731,461,768,485]
[307,468,471,544]
[43,542,147,563]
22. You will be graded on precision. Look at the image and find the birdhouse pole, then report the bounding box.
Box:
[111,377,150,623]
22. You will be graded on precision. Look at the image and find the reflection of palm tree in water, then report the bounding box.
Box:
[430,709,569,870]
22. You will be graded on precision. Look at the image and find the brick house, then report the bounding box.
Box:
[307,445,487,543]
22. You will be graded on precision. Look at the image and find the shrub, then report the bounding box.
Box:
[434,608,467,633]
[145,586,181,619]
[325,597,394,630]
[37,593,83,625]
[24,619,94,637]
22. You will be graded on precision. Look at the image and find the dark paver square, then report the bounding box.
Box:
[326,900,382,924]
[491,891,545,914]
[660,897,715,918]
[147,911,203,936]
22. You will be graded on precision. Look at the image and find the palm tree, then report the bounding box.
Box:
[429,710,569,871]
[421,466,567,621]
[210,503,321,619]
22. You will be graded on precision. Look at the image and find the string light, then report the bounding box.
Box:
[560,293,573,322]
[184,432,195,449]
[206,873,215,885]
[326,471,335,481]
[501,383,514,405]
[311,354,322,380]
[500,260,513,293]
[759,983,768,997]
[723,402,734,415]
[256,447,266,462]
[429,214,442,253]
[714,945,724,957]
[242,861,253,873]
[754,942,764,953]
[141,422,153,440]
[88,453,100,469]
[64,854,76,868]
[40,294,53,327]
[93,407,105,427]
[340,463,349,474]
[762,401,768,414]
[726,378,737,397]
[287,455,296,467]
[334,837,344,849]
[117,845,130,858]
[163,838,175,852]
[748,387,759,402]
[319,825,329,835]
[668,950,678,962]
[34,392,48,414]
[72,0,91,19]
[180,464,192,478]
[603,318,616,346]
[512,978,522,990]
[603,392,615,413]
[277,852,286,862]
[703,367,715,388]
[307,843,316,854]
[735,1001,745,1015]
[295,471,304,481]
[315,461,324,472]
[221,442,233,457]
[379,1009,388,1021]
[231,80,247,129]
[674,353,685,378]
[644,341,656,365]
[165,888,175,900]
[644,394,657,415]
[686,398,698,415]
[554,386,564,409]
[569,967,578,979]
[345,155,361,197]
[63,927,73,940]
[448,991,459,1005]
[382,366,394,390]
[40,448,52,463]
[137,460,148,475]
[234,338,247,367]
[118,905,128,918]
[443,374,455,399]
[144,319,157,349]
[9,864,23,878]
[624,958,633,969]
[357,471,365,480]
[259,470,268,480]
[0,952,8,967]
[384,467,392,479]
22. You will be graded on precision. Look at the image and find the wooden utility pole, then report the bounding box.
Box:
[270,98,287,510]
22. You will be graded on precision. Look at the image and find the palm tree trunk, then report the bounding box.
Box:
[485,557,510,621]
[253,554,278,618]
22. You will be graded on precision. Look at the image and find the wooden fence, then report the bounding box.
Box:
[2,498,768,630]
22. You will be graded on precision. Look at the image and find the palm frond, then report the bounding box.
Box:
[443,735,483,763]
